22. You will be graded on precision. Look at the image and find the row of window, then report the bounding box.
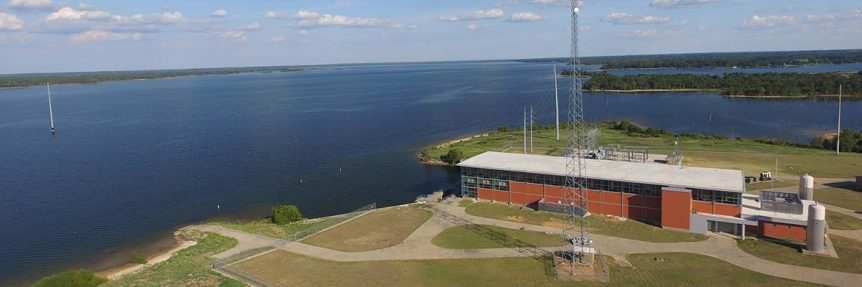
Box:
[461,167,663,197]
[692,189,741,205]
[462,167,741,204]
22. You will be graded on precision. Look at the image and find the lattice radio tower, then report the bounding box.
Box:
[565,1,594,272]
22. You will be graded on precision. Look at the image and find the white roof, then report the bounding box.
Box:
[741,194,812,224]
[457,152,745,193]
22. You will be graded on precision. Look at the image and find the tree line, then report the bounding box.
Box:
[582,72,862,97]
[0,66,303,88]
[519,49,862,69]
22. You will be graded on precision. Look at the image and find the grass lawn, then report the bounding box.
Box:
[232,250,819,287]
[103,232,241,287]
[463,201,706,243]
[212,217,341,239]
[816,186,862,212]
[432,224,568,249]
[826,210,862,230]
[301,205,432,252]
[737,235,862,274]
[423,127,862,178]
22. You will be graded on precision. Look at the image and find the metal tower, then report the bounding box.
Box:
[565,1,593,272]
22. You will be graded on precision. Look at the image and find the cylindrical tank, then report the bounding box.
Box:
[799,174,814,200]
[806,204,826,253]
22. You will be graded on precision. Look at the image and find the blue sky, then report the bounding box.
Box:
[0,0,860,73]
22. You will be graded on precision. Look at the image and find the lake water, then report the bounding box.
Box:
[1,61,860,285]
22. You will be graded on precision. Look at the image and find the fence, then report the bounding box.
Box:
[285,202,376,241]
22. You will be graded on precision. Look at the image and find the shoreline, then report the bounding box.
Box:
[96,231,198,281]
[588,89,861,99]
[417,132,491,166]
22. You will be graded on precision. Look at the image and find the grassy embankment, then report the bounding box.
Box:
[432,224,568,249]
[737,235,862,274]
[103,231,241,287]
[461,201,707,243]
[232,250,820,287]
[817,186,862,212]
[301,205,432,252]
[421,127,862,179]
[212,216,344,239]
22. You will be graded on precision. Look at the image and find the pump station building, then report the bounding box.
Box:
[458,151,825,242]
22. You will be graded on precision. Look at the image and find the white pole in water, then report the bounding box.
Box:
[47,83,55,134]
[554,65,560,141]
[836,85,842,156]
[530,105,534,153]
[523,107,527,154]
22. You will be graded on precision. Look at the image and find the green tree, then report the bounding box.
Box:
[272,204,303,224]
[34,269,106,287]
[441,149,466,165]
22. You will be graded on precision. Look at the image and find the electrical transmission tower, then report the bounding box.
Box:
[564,1,594,273]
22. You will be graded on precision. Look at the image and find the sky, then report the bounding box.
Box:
[0,0,860,73]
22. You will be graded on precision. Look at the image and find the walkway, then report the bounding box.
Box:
[193,201,862,287]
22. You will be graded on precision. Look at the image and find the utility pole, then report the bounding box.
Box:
[523,107,527,154]
[554,65,560,141]
[837,85,842,156]
[530,105,534,153]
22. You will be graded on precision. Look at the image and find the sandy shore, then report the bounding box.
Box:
[96,233,198,280]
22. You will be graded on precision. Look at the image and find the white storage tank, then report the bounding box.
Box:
[799,174,814,200]
[806,204,826,253]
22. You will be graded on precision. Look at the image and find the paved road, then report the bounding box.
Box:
[194,200,862,287]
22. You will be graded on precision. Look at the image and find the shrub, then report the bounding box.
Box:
[496,126,510,133]
[129,252,147,264]
[441,149,466,165]
[34,269,106,287]
[272,204,303,224]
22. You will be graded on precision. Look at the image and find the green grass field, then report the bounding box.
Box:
[301,205,432,252]
[463,201,707,243]
[232,250,819,287]
[737,235,862,274]
[423,127,862,178]
[432,224,568,249]
[817,186,862,212]
[103,232,240,287]
[826,210,862,230]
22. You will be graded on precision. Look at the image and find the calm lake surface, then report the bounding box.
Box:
[1,61,860,285]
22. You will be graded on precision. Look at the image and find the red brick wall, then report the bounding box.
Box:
[759,221,807,241]
[692,200,741,217]
[661,188,692,230]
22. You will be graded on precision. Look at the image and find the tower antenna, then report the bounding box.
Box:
[837,85,842,155]
[564,2,594,274]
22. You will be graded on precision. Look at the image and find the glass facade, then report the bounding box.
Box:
[461,167,740,205]
[461,167,663,197]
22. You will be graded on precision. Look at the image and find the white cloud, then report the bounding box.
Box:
[531,0,582,7]
[111,11,184,25]
[0,11,24,30]
[439,8,504,22]
[242,22,260,30]
[805,14,835,23]
[298,29,309,35]
[211,9,227,18]
[466,23,481,30]
[266,11,289,19]
[624,28,680,38]
[508,12,544,22]
[740,14,795,29]
[269,36,285,42]
[45,6,110,21]
[8,0,55,11]
[602,13,670,25]
[295,10,321,20]
[211,30,246,41]
[650,0,720,8]
[69,30,142,44]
